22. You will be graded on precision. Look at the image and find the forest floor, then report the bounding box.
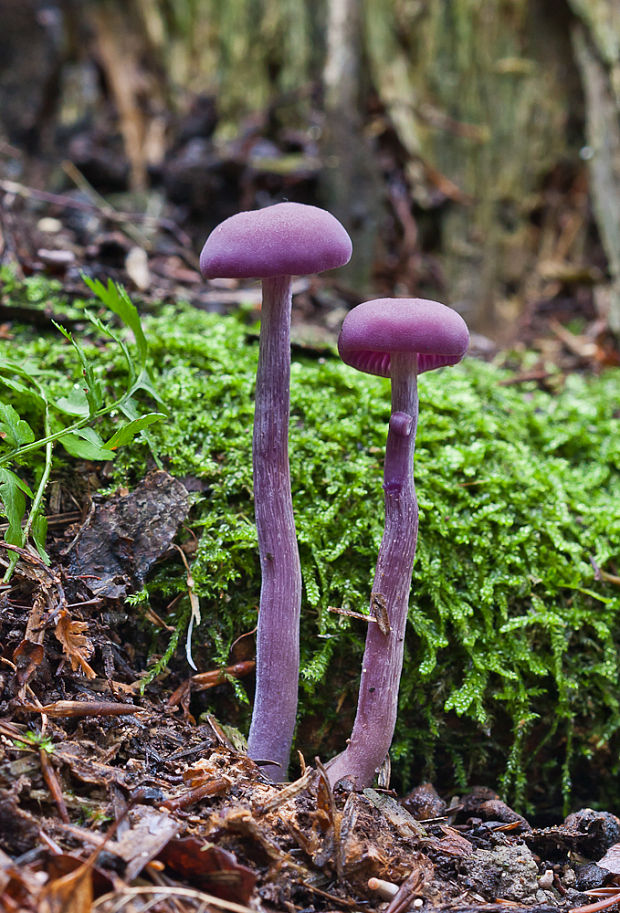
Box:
[2,104,620,913]
[1,453,620,913]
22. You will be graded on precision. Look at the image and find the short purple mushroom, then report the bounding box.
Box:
[327,297,469,789]
[200,203,352,780]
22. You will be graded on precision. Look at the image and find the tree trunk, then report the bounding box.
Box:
[570,1,620,332]
[321,0,381,292]
[364,0,581,334]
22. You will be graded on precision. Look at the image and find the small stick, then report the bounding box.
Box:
[385,870,423,913]
[191,660,256,691]
[21,700,139,718]
[160,777,230,812]
[569,893,620,913]
[39,748,70,823]
[328,605,378,623]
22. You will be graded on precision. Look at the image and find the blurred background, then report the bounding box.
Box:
[1,0,619,357]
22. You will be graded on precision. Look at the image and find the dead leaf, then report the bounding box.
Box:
[434,825,474,857]
[599,843,620,875]
[107,807,181,881]
[40,863,93,913]
[54,610,96,678]
[159,837,257,905]
[12,590,46,689]
[66,470,189,599]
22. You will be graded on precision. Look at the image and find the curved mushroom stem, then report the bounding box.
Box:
[327,351,419,788]
[247,275,302,781]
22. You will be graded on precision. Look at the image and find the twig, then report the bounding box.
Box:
[569,891,620,913]
[328,604,378,623]
[62,160,151,249]
[21,700,140,719]
[0,511,81,534]
[39,747,70,823]
[297,883,358,907]
[384,869,424,913]
[0,540,56,578]
[591,557,620,585]
[498,369,558,386]
[160,776,230,812]
[190,660,256,692]
[0,175,192,248]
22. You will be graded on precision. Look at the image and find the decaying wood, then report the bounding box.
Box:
[572,18,620,332]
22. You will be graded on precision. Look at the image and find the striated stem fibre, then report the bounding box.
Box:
[247,276,302,781]
[327,352,419,787]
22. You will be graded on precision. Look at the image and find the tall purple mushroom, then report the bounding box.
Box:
[327,297,469,788]
[200,203,352,780]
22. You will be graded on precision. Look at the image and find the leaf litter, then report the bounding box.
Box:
[2,532,620,913]
[0,342,619,913]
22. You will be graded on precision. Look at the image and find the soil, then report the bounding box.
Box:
[2,32,620,911]
[2,569,620,913]
[2,587,620,913]
[0,332,618,913]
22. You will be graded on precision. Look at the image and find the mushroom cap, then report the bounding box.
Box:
[200,202,352,279]
[338,297,469,377]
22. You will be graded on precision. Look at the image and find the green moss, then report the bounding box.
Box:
[1,275,619,812]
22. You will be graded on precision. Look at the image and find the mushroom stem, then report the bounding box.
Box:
[248,275,302,781]
[327,352,419,787]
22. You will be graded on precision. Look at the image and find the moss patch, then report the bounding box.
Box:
[1,276,619,813]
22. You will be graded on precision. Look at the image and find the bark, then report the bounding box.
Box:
[363,0,580,334]
[321,0,381,292]
[570,4,620,332]
[88,0,168,190]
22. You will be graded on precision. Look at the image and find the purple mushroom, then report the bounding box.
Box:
[200,203,352,780]
[327,297,469,789]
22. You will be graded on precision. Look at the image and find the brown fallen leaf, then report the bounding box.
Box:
[434,824,474,857]
[159,837,257,905]
[54,610,96,679]
[66,470,189,599]
[39,862,93,913]
[598,843,620,875]
[106,807,181,881]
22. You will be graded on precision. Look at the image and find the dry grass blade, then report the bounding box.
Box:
[91,885,256,912]
[253,767,314,815]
